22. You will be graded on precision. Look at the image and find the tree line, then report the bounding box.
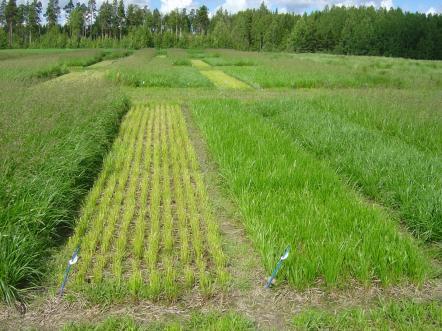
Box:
[0,1,441,60]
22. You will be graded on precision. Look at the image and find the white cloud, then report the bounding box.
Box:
[216,0,272,13]
[426,7,437,15]
[216,0,396,14]
[380,0,393,9]
[160,0,194,12]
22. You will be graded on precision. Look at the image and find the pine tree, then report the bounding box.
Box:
[5,0,17,46]
[0,0,7,27]
[117,0,125,39]
[69,6,84,43]
[195,5,209,35]
[45,0,59,27]
[111,0,118,37]
[86,0,96,36]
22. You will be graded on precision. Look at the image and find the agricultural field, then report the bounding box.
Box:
[59,104,227,302]
[0,48,441,330]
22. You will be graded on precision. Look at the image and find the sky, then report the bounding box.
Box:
[121,0,442,15]
[29,0,442,22]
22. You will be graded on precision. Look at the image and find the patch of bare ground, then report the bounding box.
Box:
[1,104,440,331]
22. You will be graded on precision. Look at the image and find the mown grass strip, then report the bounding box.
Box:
[191,99,428,289]
[199,70,252,90]
[191,59,251,89]
[191,59,212,70]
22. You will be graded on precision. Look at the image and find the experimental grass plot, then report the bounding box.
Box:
[208,50,442,89]
[60,104,227,301]
[108,50,213,88]
[0,49,130,82]
[248,97,442,241]
[191,59,251,89]
[191,99,428,288]
[0,59,129,303]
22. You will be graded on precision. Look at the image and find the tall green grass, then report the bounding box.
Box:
[306,89,442,156]
[62,312,255,330]
[211,50,442,89]
[247,97,442,241]
[293,299,442,330]
[0,49,130,82]
[60,49,132,67]
[191,99,428,289]
[0,68,129,303]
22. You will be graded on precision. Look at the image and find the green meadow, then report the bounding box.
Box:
[0,48,440,330]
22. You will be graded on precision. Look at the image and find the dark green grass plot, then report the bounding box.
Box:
[191,99,428,289]
[0,76,129,303]
[248,97,442,242]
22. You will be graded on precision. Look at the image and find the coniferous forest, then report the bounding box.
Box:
[0,1,441,59]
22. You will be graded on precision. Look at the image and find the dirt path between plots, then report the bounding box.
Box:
[1,105,441,331]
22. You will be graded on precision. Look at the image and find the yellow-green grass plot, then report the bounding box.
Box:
[200,70,251,90]
[191,59,211,69]
[58,104,228,302]
[191,59,251,89]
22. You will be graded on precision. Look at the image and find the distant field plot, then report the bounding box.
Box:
[0,49,130,82]
[60,104,227,302]
[199,70,251,89]
[302,89,442,157]
[191,99,428,289]
[202,56,256,67]
[108,50,213,88]
[190,59,252,89]
[248,96,442,241]
[210,50,442,89]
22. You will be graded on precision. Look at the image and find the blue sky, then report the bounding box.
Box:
[34,0,441,23]
[146,0,441,14]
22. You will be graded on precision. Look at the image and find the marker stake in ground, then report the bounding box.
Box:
[265,245,290,289]
[59,247,79,297]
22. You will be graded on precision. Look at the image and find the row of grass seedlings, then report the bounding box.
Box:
[91,109,144,284]
[130,106,154,297]
[175,106,228,287]
[171,106,210,294]
[168,107,193,290]
[81,108,144,285]
[161,104,178,301]
[63,110,136,261]
[145,105,162,299]
[73,109,143,287]
[113,106,149,288]
[107,106,142,285]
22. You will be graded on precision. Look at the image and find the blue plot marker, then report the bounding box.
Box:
[59,247,79,297]
[265,245,291,288]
